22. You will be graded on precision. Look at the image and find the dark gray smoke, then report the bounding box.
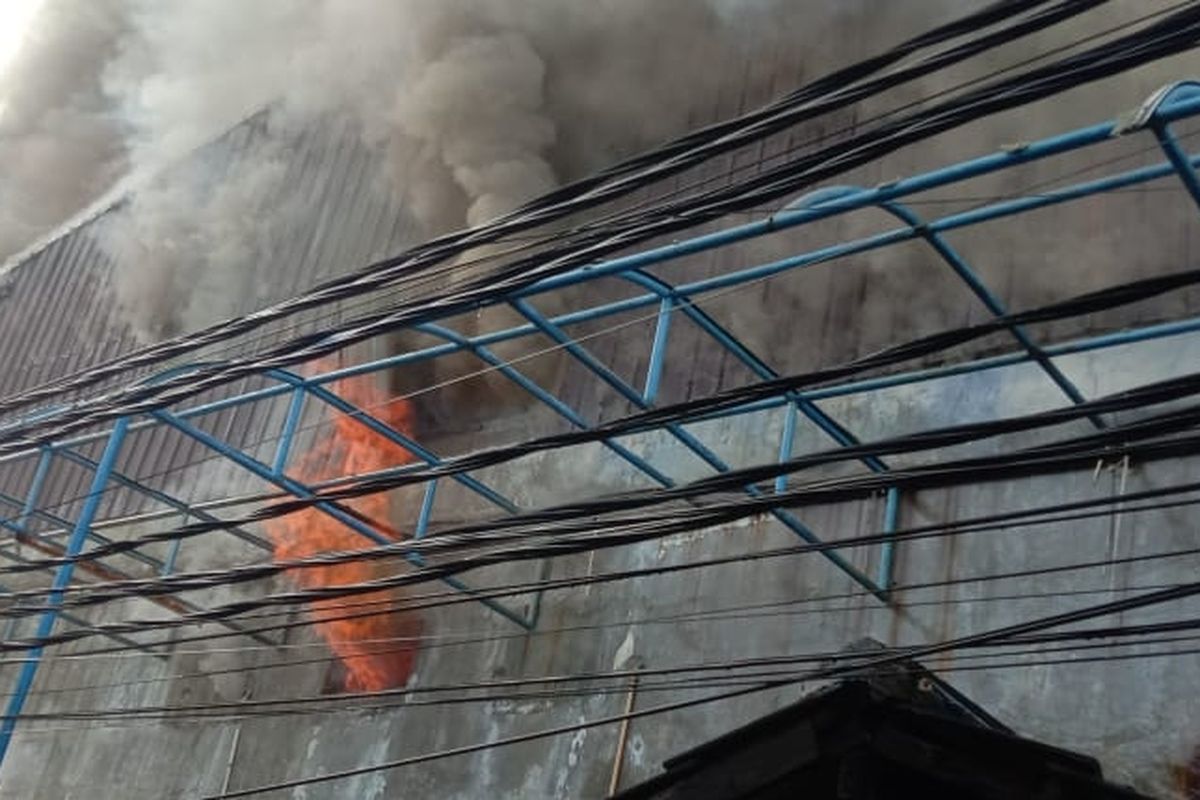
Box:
[0,0,810,340]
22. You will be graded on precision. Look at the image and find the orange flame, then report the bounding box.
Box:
[264,367,423,692]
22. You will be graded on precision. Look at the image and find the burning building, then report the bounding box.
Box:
[0,2,1199,798]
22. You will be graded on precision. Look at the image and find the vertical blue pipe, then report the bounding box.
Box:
[878,487,901,593]
[273,387,306,475]
[15,450,52,533]
[774,403,798,495]
[161,510,185,576]
[643,298,674,405]
[0,416,129,767]
[414,480,438,540]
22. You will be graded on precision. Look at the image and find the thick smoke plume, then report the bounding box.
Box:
[0,0,817,340]
[4,1,1187,347]
[0,1,127,260]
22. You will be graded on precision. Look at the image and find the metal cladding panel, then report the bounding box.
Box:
[0,111,417,525]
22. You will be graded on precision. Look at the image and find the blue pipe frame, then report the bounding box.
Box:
[1,83,1200,764]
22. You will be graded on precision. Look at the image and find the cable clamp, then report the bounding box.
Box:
[1113,80,1200,135]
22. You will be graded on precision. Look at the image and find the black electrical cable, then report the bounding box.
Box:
[13,0,1157,406]
[23,544,1200,690]
[8,463,1200,655]
[1,262,1193,581]
[13,354,1200,600]
[6,579,1196,709]
[4,373,1200,617]
[0,3,1180,542]
[0,0,1086,421]
[8,577,1194,705]
[162,489,1200,626]
[16,622,1200,725]
[15,640,1200,741]
[204,578,1200,798]
[0,241,1188,577]
[27,526,1199,664]
[0,94,1188,562]
[0,1,1181,454]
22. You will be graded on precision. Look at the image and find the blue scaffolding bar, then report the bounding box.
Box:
[0,417,130,763]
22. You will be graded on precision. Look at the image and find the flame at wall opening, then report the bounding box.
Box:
[264,368,423,692]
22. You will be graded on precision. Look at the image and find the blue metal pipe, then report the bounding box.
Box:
[15,450,51,533]
[289,308,1200,524]
[775,403,798,495]
[0,89,1195,623]
[878,487,901,592]
[161,524,183,576]
[9,304,1200,553]
[668,164,1187,304]
[415,323,678,490]
[273,387,307,475]
[1155,124,1200,212]
[643,298,674,405]
[688,313,1200,427]
[522,96,1200,299]
[0,416,130,766]
[265,370,517,515]
[414,480,438,540]
[644,275,889,472]
[617,267,887,469]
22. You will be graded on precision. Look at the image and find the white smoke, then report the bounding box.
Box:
[105,150,301,338]
[394,31,557,228]
[0,0,127,259]
[0,0,809,339]
[0,0,976,341]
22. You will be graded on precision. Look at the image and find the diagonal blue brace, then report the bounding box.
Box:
[509,297,886,600]
[265,369,517,515]
[149,407,533,630]
[619,269,890,473]
[54,447,270,553]
[787,186,1102,428]
[15,450,51,535]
